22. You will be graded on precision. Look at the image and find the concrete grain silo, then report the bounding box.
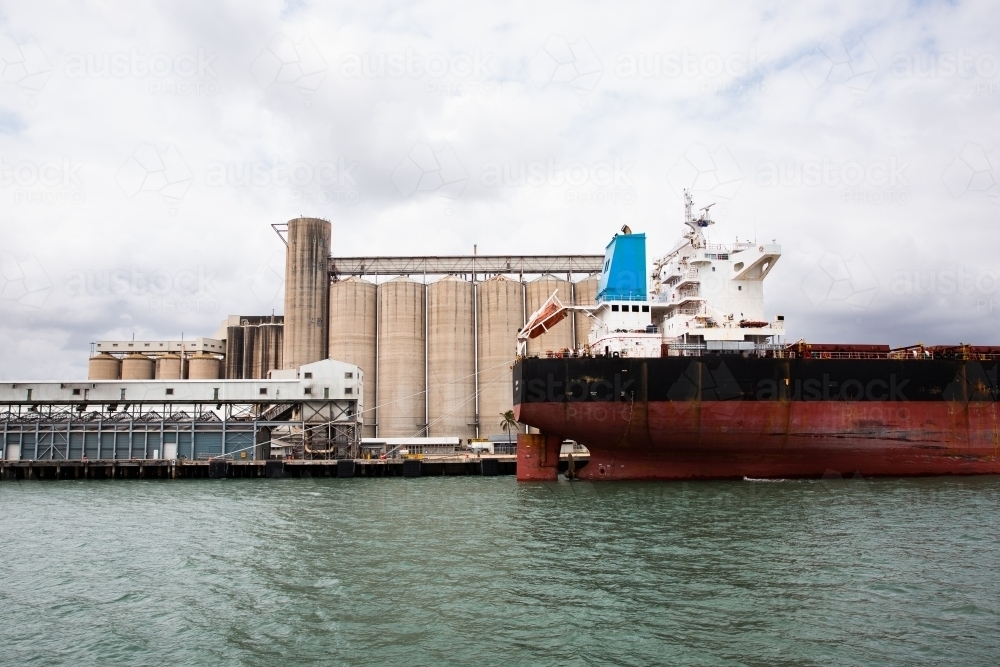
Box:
[377,277,426,437]
[121,353,155,380]
[88,353,121,380]
[526,274,574,356]
[427,276,475,439]
[224,326,244,379]
[188,352,221,380]
[282,217,330,370]
[573,275,599,349]
[155,354,182,380]
[476,275,523,438]
[242,325,258,378]
[329,277,377,438]
[254,323,283,379]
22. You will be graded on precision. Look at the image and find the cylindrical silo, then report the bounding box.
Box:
[573,274,599,350]
[88,353,121,380]
[377,277,425,437]
[427,276,475,439]
[224,326,245,379]
[188,352,221,380]
[329,277,377,438]
[121,353,155,380]
[241,325,258,379]
[255,323,283,379]
[282,217,331,370]
[526,274,574,356]
[155,354,182,380]
[477,275,523,438]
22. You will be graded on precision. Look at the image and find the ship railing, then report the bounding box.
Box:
[776,351,890,360]
[599,294,649,302]
[887,350,1000,360]
[664,307,703,318]
[665,343,787,356]
[705,242,755,253]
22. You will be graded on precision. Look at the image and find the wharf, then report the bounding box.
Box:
[0,455,575,481]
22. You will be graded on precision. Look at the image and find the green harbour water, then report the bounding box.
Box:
[1,475,998,666]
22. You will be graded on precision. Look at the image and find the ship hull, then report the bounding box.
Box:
[513,356,1000,480]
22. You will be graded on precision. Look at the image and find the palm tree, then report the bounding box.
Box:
[500,410,518,447]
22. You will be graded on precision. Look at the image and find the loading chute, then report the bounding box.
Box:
[517,290,593,355]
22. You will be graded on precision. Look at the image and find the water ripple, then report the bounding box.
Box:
[1,476,998,666]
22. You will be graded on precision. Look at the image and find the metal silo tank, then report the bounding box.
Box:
[329,276,377,438]
[526,274,574,356]
[573,274,599,350]
[188,352,221,380]
[427,275,475,439]
[377,276,426,437]
[476,275,523,438]
[155,353,182,380]
[282,217,331,369]
[88,353,121,380]
[121,353,155,380]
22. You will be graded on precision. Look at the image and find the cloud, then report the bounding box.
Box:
[0,0,999,380]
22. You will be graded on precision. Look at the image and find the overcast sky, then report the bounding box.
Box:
[1,0,998,380]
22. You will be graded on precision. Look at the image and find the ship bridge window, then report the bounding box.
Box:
[642,305,649,312]
[631,305,639,312]
[612,304,620,312]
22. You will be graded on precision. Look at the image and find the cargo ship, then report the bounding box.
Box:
[513,192,1000,480]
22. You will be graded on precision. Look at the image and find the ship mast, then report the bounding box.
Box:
[683,189,714,250]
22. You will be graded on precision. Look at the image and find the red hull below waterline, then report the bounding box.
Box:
[515,400,1000,480]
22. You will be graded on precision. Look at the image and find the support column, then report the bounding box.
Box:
[516,433,562,481]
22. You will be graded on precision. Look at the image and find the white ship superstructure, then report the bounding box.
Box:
[518,190,785,358]
[650,191,784,352]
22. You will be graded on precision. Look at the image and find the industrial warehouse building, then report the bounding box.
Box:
[89,217,603,442]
